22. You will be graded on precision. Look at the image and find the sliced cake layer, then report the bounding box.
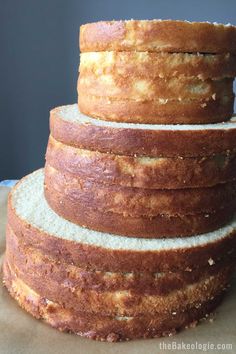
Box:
[44,183,233,238]
[80,52,236,80]
[80,20,236,53]
[7,169,236,272]
[5,252,231,316]
[3,262,225,342]
[46,136,236,189]
[7,226,233,295]
[78,93,234,125]
[45,165,236,217]
[78,75,233,101]
[50,105,236,157]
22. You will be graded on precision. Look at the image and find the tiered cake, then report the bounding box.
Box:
[3,20,236,342]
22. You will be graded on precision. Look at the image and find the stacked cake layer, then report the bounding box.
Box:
[3,19,236,342]
[3,170,236,340]
[79,20,236,124]
[45,106,236,238]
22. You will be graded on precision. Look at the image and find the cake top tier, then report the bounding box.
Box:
[80,19,236,53]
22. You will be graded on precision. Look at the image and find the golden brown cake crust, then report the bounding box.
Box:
[50,106,236,158]
[80,20,236,54]
[78,93,234,124]
[5,252,232,316]
[6,226,236,296]
[45,137,236,189]
[2,260,227,341]
[45,182,233,238]
[7,192,236,272]
[45,165,236,217]
[80,52,236,80]
[78,74,233,101]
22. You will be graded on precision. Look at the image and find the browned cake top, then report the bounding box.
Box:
[80,20,236,53]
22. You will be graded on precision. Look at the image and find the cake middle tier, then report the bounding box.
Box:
[46,136,236,190]
[50,105,236,158]
[45,165,236,217]
[44,163,235,238]
[45,133,236,237]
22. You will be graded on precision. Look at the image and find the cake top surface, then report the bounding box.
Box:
[56,104,236,132]
[81,19,235,28]
[80,19,236,54]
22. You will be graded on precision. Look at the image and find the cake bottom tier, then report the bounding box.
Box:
[2,259,225,342]
[5,228,233,317]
